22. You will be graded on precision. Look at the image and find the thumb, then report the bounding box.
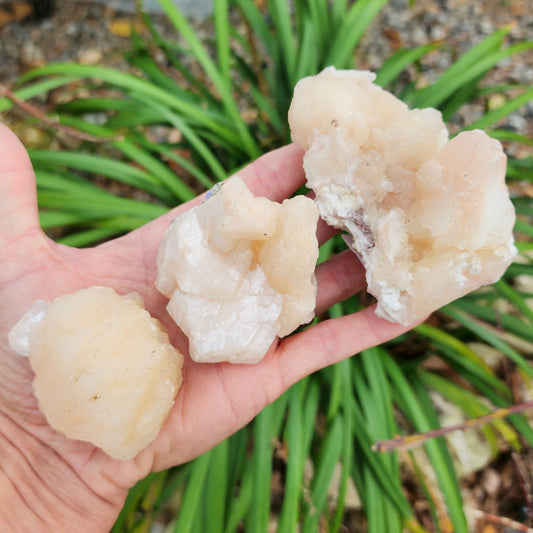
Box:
[0,123,41,238]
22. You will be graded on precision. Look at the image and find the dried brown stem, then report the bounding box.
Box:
[466,507,533,533]
[0,82,120,143]
[373,399,533,453]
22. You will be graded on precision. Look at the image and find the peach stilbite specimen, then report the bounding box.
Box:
[8,286,183,460]
[289,67,516,326]
[156,176,319,364]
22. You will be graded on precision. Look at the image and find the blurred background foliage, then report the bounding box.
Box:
[1,0,533,531]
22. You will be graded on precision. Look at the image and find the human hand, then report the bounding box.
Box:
[0,123,413,531]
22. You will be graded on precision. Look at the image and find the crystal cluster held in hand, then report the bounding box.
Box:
[289,67,516,325]
[156,177,320,364]
[8,287,183,460]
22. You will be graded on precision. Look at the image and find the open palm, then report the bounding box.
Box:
[0,123,413,531]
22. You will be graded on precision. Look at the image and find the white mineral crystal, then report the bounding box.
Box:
[8,286,183,460]
[156,176,319,364]
[289,67,516,325]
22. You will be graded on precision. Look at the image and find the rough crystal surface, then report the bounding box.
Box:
[8,286,183,460]
[156,177,319,364]
[289,67,516,325]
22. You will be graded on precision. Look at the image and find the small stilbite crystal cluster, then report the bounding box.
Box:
[156,176,320,364]
[8,286,183,460]
[289,67,516,325]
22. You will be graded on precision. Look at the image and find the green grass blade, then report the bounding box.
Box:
[442,305,533,381]
[386,360,468,533]
[155,0,260,158]
[278,380,315,533]
[224,429,253,533]
[111,471,168,532]
[138,97,229,181]
[325,0,390,68]
[234,0,278,63]
[22,64,242,146]
[172,452,212,533]
[415,323,509,396]
[30,149,168,198]
[409,32,533,109]
[463,87,533,131]
[493,279,533,326]
[268,0,297,83]
[303,415,344,532]
[375,44,439,89]
[57,115,196,202]
[330,369,353,531]
[0,76,76,113]
[246,403,275,533]
[215,0,231,85]
[204,440,228,533]
[292,17,319,85]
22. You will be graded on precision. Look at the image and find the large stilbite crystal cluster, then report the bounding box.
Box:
[156,176,319,364]
[289,67,516,325]
[8,286,183,460]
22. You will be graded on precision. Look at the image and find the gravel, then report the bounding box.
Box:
[0,0,531,153]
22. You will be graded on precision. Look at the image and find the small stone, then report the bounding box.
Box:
[156,177,319,364]
[20,41,46,68]
[77,48,103,65]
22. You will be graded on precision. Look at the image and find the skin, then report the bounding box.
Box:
[0,123,415,532]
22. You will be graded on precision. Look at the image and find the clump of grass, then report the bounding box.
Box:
[1,0,533,531]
